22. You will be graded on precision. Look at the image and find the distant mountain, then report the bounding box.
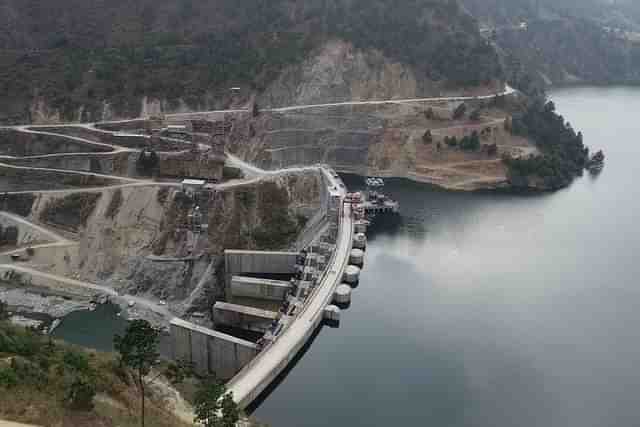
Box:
[0,0,502,124]
[462,0,640,29]
[460,0,640,90]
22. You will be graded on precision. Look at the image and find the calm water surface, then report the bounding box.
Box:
[253,86,640,427]
[53,304,128,352]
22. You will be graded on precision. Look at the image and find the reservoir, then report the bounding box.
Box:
[253,86,640,427]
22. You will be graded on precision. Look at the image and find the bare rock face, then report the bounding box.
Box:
[14,171,322,304]
[259,40,437,108]
[228,94,534,191]
[125,257,212,301]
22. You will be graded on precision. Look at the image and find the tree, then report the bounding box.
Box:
[65,376,96,410]
[114,319,160,427]
[453,103,467,120]
[422,130,433,144]
[136,149,159,176]
[459,131,480,151]
[165,359,194,385]
[0,299,8,321]
[503,116,512,133]
[424,107,434,120]
[194,376,239,427]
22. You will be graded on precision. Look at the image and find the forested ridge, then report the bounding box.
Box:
[0,0,501,123]
[461,0,640,90]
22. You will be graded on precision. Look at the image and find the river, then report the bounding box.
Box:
[252,86,640,427]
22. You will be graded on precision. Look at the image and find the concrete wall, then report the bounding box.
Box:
[294,168,333,250]
[230,275,292,301]
[170,318,259,379]
[214,302,278,333]
[224,250,298,287]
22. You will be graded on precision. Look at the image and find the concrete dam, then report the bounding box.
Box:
[168,166,368,408]
[0,113,403,414]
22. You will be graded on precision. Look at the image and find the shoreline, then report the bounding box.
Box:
[333,167,558,194]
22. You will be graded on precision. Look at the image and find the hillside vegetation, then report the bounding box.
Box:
[504,98,588,190]
[0,319,189,427]
[0,0,501,123]
[462,0,640,88]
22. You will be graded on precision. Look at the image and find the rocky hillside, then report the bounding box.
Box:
[4,173,320,305]
[229,94,536,191]
[0,0,502,124]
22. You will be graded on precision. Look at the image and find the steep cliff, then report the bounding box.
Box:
[259,40,502,108]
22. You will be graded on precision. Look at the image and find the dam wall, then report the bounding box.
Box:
[226,168,354,409]
[170,318,259,379]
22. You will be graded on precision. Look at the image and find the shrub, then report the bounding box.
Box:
[40,193,101,230]
[0,194,35,217]
[157,187,170,205]
[422,130,433,144]
[11,356,46,386]
[222,166,244,181]
[136,149,159,176]
[63,349,91,374]
[0,366,18,388]
[105,189,123,219]
[445,136,458,147]
[0,299,8,321]
[453,103,467,120]
[252,182,300,250]
[64,376,96,411]
[459,131,480,151]
[0,225,18,246]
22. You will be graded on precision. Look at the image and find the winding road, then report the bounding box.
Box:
[0,85,521,419]
[164,85,517,118]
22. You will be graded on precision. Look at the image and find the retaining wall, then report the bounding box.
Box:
[224,250,298,287]
[230,275,292,301]
[170,318,259,379]
[213,301,278,333]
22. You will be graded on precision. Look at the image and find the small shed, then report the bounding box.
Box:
[182,179,206,194]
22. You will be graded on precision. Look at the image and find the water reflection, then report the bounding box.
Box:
[255,87,640,427]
